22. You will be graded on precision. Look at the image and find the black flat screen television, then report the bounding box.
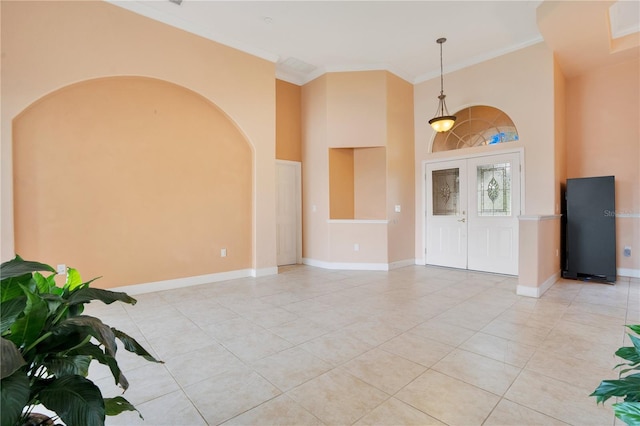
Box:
[563,176,616,283]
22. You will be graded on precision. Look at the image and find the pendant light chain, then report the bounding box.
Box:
[439,40,444,97]
[429,37,456,133]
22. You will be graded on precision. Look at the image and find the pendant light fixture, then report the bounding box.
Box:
[429,38,456,133]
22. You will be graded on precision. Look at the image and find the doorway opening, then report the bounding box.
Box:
[276,160,302,266]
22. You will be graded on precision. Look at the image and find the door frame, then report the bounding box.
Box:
[421,147,525,270]
[276,160,302,265]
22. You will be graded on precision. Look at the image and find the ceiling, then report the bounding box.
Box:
[109,1,639,85]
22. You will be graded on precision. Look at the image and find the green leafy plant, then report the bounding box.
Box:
[591,324,640,425]
[1,256,162,426]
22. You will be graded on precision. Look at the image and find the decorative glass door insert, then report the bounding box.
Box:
[432,168,460,216]
[477,163,511,216]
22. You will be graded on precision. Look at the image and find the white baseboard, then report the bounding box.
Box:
[302,258,389,271]
[389,259,416,270]
[414,258,426,266]
[301,258,330,269]
[113,269,253,295]
[251,266,279,277]
[516,270,560,298]
[618,268,640,278]
[301,258,414,272]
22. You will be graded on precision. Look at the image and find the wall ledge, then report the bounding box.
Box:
[516,270,560,298]
[518,214,562,221]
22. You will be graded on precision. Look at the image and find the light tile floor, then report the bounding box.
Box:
[82,265,639,426]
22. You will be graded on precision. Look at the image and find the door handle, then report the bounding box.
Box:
[458,218,466,223]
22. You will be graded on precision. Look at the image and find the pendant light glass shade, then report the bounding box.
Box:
[430,38,456,133]
[428,95,456,132]
[429,116,456,132]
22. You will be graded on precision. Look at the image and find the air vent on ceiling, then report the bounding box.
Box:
[609,1,640,39]
[279,57,317,74]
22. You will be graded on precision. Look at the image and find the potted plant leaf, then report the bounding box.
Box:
[591,324,640,425]
[1,255,163,426]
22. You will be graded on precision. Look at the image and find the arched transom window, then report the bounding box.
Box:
[431,105,519,152]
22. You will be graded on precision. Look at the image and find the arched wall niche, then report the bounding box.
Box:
[431,105,519,152]
[13,76,253,288]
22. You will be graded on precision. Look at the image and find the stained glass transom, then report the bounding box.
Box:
[432,168,459,216]
[432,105,519,152]
[477,163,511,216]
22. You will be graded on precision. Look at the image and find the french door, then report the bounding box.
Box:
[425,152,521,275]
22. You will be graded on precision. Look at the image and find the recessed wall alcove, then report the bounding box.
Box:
[329,147,386,220]
[13,76,252,287]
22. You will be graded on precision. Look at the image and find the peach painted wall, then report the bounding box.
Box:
[415,42,557,262]
[329,148,355,219]
[554,57,567,214]
[301,76,330,261]
[14,77,251,288]
[303,71,415,266]
[1,1,277,277]
[518,217,561,293]
[326,72,387,148]
[354,147,386,220]
[518,219,538,289]
[276,79,302,162]
[566,58,640,274]
[328,222,388,264]
[545,219,562,284]
[386,73,415,264]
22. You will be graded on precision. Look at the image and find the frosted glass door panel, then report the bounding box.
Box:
[467,154,520,275]
[477,163,511,217]
[432,168,460,216]
[426,160,467,269]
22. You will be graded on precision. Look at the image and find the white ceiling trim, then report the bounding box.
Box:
[322,63,413,84]
[414,35,545,84]
[108,0,546,87]
[270,36,546,86]
[278,64,416,86]
[106,0,280,63]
